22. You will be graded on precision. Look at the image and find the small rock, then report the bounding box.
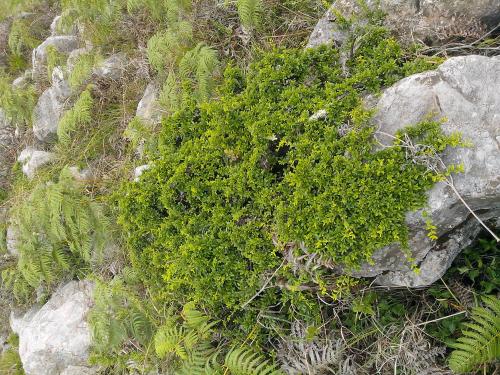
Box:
[17,147,55,179]
[136,82,161,124]
[134,164,151,181]
[60,366,98,375]
[10,280,97,375]
[93,53,127,81]
[309,109,328,121]
[32,66,71,142]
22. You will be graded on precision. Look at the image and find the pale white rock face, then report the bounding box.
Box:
[347,55,500,287]
[134,164,151,182]
[10,281,97,375]
[60,366,98,375]
[17,147,55,179]
[136,82,162,124]
[32,35,79,81]
[32,67,71,142]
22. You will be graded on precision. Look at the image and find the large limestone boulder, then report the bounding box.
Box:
[32,66,71,142]
[308,0,500,48]
[10,280,97,375]
[351,55,500,287]
[32,35,79,81]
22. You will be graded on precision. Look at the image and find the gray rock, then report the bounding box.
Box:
[308,0,500,48]
[6,224,19,256]
[10,280,97,375]
[32,66,71,142]
[92,53,127,81]
[0,109,14,185]
[32,35,79,81]
[351,55,500,287]
[0,18,11,68]
[136,82,161,124]
[17,147,55,179]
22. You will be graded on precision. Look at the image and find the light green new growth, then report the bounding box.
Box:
[158,71,181,114]
[448,295,500,373]
[0,74,36,126]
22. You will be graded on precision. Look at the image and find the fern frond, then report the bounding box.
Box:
[57,88,94,146]
[179,42,219,103]
[69,52,99,89]
[448,295,500,373]
[158,71,181,114]
[236,0,263,29]
[147,21,193,74]
[224,347,283,375]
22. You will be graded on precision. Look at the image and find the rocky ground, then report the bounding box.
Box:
[0,1,499,374]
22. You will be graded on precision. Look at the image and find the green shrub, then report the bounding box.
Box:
[118,28,454,330]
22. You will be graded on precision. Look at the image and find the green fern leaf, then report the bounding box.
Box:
[448,295,500,373]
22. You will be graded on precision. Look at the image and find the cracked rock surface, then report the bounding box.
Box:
[308,0,500,48]
[350,55,500,286]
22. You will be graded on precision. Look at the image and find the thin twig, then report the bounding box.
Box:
[241,260,284,309]
[414,310,466,327]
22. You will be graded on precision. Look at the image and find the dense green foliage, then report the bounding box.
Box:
[2,168,108,299]
[118,28,456,329]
